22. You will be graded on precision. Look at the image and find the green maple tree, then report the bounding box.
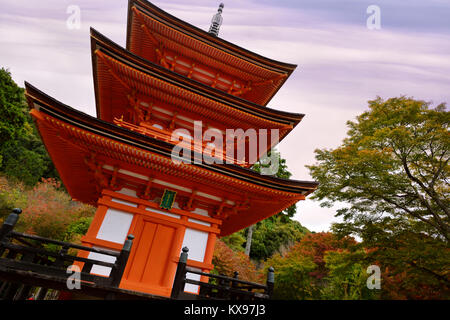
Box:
[307,96,450,299]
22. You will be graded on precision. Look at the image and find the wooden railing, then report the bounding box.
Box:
[171,247,274,300]
[0,208,134,300]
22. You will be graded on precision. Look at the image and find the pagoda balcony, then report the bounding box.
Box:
[113,117,250,167]
[0,209,274,301]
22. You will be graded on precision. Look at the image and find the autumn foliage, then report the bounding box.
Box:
[212,239,261,283]
[263,232,360,299]
[287,232,357,280]
[0,175,95,242]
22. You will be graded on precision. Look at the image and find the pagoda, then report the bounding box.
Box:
[24,0,318,297]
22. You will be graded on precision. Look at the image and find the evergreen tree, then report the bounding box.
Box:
[0,68,57,185]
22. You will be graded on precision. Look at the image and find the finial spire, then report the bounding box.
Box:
[209,3,224,37]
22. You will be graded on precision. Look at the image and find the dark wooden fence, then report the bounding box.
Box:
[171,247,274,300]
[0,208,276,300]
[0,208,134,300]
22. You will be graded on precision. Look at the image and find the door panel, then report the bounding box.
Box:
[126,221,157,283]
[121,215,180,296]
[141,224,175,286]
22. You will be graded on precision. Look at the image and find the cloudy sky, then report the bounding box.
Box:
[1,0,449,232]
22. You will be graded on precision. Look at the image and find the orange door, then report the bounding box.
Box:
[120,215,182,297]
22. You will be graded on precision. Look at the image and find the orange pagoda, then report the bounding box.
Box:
[24,0,317,297]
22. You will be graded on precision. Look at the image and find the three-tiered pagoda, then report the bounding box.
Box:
[24,0,318,297]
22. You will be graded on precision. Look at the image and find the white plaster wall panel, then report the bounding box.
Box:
[111,198,138,207]
[184,267,201,293]
[88,248,118,277]
[117,187,137,197]
[188,218,211,227]
[192,207,209,217]
[146,207,181,219]
[97,208,133,244]
[181,228,209,262]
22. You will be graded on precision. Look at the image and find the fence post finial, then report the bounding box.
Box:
[0,208,22,243]
[171,247,189,299]
[180,246,189,263]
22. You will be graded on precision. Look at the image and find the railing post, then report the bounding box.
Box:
[230,271,239,299]
[0,208,22,243]
[109,234,134,287]
[266,267,274,298]
[53,245,69,268]
[217,274,228,299]
[232,271,239,287]
[171,246,188,299]
[81,261,93,274]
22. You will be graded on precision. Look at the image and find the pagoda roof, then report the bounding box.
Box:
[91,28,303,150]
[126,0,296,106]
[25,82,318,236]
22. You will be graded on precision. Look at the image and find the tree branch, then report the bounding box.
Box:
[401,156,449,218]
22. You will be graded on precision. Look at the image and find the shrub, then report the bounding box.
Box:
[0,175,95,242]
